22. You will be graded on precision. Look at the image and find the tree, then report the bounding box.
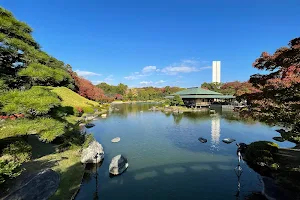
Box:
[69,71,106,101]
[243,37,300,142]
[221,81,260,97]
[0,86,61,117]
[201,82,222,92]
[171,95,184,106]
[0,7,74,89]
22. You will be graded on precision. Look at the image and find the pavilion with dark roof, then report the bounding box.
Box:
[166,87,235,108]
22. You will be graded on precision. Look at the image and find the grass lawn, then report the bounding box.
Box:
[46,86,101,113]
[20,147,84,200]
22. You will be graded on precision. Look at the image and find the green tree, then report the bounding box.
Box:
[0,7,74,89]
[201,82,222,92]
[0,86,61,117]
[171,95,184,106]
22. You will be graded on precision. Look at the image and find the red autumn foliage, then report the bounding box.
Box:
[221,81,261,97]
[114,94,123,100]
[0,114,25,120]
[69,70,106,101]
[242,37,300,137]
[75,107,83,113]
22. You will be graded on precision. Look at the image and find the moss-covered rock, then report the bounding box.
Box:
[245,141,279,167]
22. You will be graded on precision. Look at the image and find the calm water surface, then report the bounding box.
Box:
[76,103,293,200]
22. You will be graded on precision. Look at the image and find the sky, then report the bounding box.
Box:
[1,0,300,88]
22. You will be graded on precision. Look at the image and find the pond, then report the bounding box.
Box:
[76,103,294,200]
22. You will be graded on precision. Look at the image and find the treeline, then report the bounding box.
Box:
[201,81,259,98]
[96,83,184,101]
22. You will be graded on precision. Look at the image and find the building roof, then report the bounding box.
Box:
[167,87,235,99]
[174,87,222,95]
[166,95,235,99]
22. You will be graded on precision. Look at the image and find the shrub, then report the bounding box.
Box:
[245,141,279,166]
[0,87,61,117]
[170,95,184,106]
[2,141,32,163]
[0,160,22,184]
[0,118,66,142]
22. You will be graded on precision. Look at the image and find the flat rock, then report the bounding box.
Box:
[85,123,95,128]
[198,137,207,143]
[111,137,121,143]
[81,141,104,163]
[222,138,236,144]
[5,168,60,200]
[101,114,107,118]
[109,155,129,175]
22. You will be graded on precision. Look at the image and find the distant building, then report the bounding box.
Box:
[166,87,235,108]
[212,61,221,83]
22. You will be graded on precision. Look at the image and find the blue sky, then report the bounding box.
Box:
[2,0,300,88]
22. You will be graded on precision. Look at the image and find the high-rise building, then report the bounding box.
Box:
[212,61,221,83]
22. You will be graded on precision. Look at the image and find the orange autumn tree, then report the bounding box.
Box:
[244,37,300,142]
[69,70,109,102]
[221,81,260,97]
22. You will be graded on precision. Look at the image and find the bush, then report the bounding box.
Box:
[0,160,22,184]
[170,95,184,106]
[245,141,279,166]
[0,87,61,117]
[0,118,66,142]
[2,141,32,163]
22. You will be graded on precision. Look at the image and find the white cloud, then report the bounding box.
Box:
[161,59,211,75]
[75,70,101,77]
[140,81,153,85]
[92,80,104,85]
[155,80,166,84]
[104,75,114,82]
[142,66,157,73]
[161,66,198,75]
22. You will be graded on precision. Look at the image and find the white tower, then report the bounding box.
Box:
[212,61,221,83]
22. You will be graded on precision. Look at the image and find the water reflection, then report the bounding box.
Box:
[211,117,221,152]
[76,103,293,200]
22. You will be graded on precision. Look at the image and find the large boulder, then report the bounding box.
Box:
[109,155,129,175]
[81,141,104,163]
[5,168,60,200]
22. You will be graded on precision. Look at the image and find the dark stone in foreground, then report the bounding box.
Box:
[5,168,60,200]
[109,155,129,175]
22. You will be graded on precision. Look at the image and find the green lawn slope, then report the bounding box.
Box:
[46,87,100,113]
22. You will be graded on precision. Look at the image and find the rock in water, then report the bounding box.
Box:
[111,137,121,143]
[5,169,60,200]
[109,155,129,175]
[81,141,104,163]
[273,136,285,142]
[198,137,207,143]
[222,138,236,144]
[85,123,95,128]
[101,114,107,118]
